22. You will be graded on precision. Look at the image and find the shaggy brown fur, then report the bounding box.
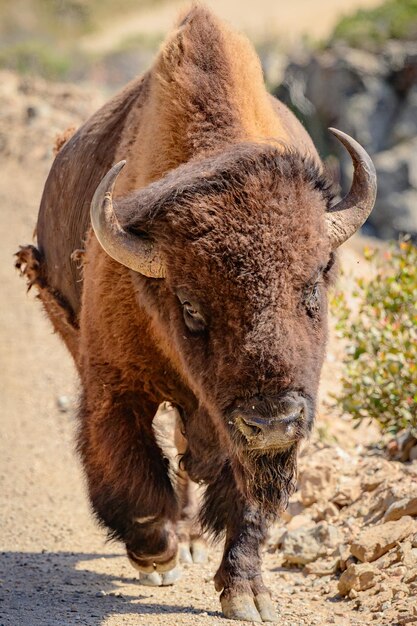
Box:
[17,6,338,621]
[53,126,76,156]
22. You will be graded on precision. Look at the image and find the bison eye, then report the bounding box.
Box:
[176,289,206,333]
[182,301,206,333]
[303,283,321,317]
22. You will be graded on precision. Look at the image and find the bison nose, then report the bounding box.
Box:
[236,396,306,449]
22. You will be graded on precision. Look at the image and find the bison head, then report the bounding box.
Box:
[90,132,376,513]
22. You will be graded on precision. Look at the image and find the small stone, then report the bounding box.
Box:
[338,563,379,596]
[311,501,339,522]
[384,495,417,521]
[403,567,417,584]
[281,521,342,565]
[372,545,401,570]
[286,514,314,532]
[299,461,337,506]
[268,525,287,549]
[338,545,354,572]
[285,496,305,519]
[332,479,361,507]
[56,395,73,413]
[351,516,417,562]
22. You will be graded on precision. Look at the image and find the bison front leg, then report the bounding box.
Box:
[174,413,208,565]
[204,467,278,623]
[77,388,180,585]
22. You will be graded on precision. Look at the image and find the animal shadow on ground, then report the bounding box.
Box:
[0,551,220,625]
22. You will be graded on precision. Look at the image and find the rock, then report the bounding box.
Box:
[305,555,340,576]
[391,85,417,144]
[398,540,417,570]
[267,525,287,549]
[332,478,361,507]
[341,76,398,153]
[286,514,314,532]
[311,501,339,522]
[338,544,355,572]
[351,516,417,563]
[361,459,399,492]
[298,447,353,506]
[361,479,416,525]
[299,464,337,507]
[371,139,417,238]
[410,446,417,462]
[404,568,417,584]
[372,545,401,570]
[338,563,379,596]
[384,494,417,521]
[283,494,305,520]
[282,521,342,565]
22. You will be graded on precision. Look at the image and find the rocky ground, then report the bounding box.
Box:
[1,71,416,626]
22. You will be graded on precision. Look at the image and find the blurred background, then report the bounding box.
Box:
[1,0,416,239]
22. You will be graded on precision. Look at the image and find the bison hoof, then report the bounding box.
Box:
[138,566,182,586]
[221,592,278,623]
[178,539,208,565]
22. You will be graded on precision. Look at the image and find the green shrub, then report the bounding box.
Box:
[332,240,417,435]
[0,40,72,80]
[330,0,417,48]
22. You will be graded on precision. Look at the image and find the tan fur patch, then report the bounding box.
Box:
[53,126,76,156]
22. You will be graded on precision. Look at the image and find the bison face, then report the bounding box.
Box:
[91,137,375,511]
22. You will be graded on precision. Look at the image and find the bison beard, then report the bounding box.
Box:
[199,446,297,538]
[234,446,298,517]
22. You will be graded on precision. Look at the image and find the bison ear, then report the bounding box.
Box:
[90,161,166,278]
[325,129,377,249]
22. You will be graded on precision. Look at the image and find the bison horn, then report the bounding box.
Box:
[326,128,377,249]
[90,160,166,278]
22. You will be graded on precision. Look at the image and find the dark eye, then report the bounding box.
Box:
[303,283,321,317]
[182,301,206,333]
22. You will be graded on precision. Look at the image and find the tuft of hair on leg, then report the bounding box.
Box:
[53,126,76,156]
[15,245,45,291]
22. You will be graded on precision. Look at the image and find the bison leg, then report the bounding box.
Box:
[77,389,180,585]
[204,465,278,623]
[174,413,208,565]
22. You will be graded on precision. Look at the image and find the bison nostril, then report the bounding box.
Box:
[283,408,304,423]
[236,416,263,440]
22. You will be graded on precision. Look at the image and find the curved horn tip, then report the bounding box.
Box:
[109,159,127,179]
[326,128,377,249]
[328,128,367,156]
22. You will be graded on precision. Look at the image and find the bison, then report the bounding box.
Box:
[16,6,376,622]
